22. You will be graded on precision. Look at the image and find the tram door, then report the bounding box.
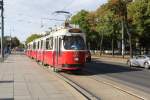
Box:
[54,36,62,67]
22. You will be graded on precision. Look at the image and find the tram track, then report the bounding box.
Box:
[57,72,100,100]
[35,59,145,100]
[58,70,144,100]
[36,62,99,100]
[83,70,145,100]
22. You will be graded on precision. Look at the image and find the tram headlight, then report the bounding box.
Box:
[74,57,79,61]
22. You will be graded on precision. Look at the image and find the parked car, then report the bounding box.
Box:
[127,55,150,69]
[86,50,91,62]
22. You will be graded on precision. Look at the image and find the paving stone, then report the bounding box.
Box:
[0,54,80,100]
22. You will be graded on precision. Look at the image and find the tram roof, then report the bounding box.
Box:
[28,27,85,44]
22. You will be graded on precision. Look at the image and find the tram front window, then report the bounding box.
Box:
[63,36,86,50]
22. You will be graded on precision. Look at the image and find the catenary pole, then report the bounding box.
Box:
[0,0,4,61]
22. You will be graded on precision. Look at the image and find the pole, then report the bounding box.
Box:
[10,29,11,54]
[0,0,4,61]
[125,0,133,58]
[121,19,125,58]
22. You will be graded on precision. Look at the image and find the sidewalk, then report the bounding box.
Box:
[0,54,85,100]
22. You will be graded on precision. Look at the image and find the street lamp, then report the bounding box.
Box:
[124,0,133,58]
[121,0,132,58]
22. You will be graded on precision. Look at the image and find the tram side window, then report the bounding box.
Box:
[49,37,53,50]
[46,38,49,50]
[33,42,36,50]
[59,38,62,55]
[46,37,53,50]
[37,41,39,49]
[43,40,46,49]
[41,40,43,49]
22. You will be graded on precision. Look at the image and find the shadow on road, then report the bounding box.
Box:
[0,80,14,83]
[0,98,14,100]
[62,59,143,76]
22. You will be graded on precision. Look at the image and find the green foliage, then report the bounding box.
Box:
[71,3,122,50]
[26,34,42,44]
[70,0,150,51]
[0,36,20,49]
[11,37,20,48]
[128,0,150,48]
[18,43,25,48]
[71,10,99,49]
[71,10,90,33]
[96,4,114,36]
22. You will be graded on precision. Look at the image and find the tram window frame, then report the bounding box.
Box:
[35,42,37,50]
[30,44,32,50]
[29,45,31,50]
[43,39,46,50]
[31,44,33,50]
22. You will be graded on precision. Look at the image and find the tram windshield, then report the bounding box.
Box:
[63,36,86,50]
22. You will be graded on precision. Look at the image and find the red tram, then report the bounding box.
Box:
[26,25,88,71]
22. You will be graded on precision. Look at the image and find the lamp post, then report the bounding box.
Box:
[124,0,133,58]
[0,0,4,61]
[121,0,132,58]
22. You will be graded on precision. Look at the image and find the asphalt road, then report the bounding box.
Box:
[84,59,150,94]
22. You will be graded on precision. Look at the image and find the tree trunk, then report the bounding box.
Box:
[99,32,104,56]
[112,27,115,56]
[112,38,114,56]
[129,34,132,58]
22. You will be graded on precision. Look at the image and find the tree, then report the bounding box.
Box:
[128,0,150,54]
[0,36,20,49]
[26,34,42,44]
[71,10,99,49]
[11,37,20,48]
[70,0,150,56]
[96,3,122,55]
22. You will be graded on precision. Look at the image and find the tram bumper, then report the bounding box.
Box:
[62,64,84,70]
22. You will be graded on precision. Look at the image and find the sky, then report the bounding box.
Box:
[4,0,107,42]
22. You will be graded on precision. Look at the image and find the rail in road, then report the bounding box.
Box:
[84,59,150,99]
[34,59,149,100]
[58,71,144,100]
[37,63,99,100]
